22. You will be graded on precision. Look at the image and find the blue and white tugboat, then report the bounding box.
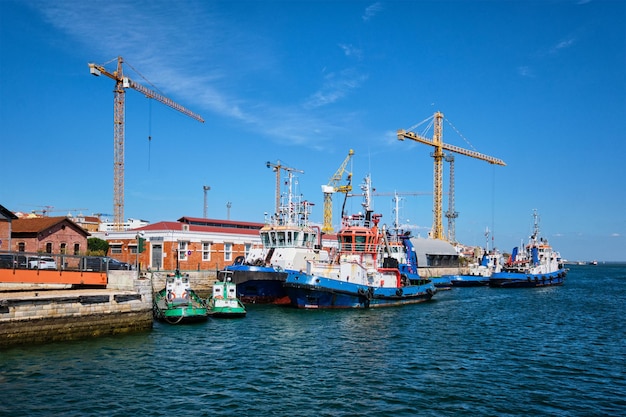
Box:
[448,249,503,287]
[224,169,329,304]
[489,210,567,288]
[284,176,436,309]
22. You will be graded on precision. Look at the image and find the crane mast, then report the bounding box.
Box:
[397,111,505,240]
[322,149,354,234]
[266,160,303,215]
[444,154,459,243]
[89,56,204,230]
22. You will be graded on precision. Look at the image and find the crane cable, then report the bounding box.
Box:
[444,117,479,153]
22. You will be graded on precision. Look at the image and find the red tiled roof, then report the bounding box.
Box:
[136,220,262,237]
[12,216,90,236]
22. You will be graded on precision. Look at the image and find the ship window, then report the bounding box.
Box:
[355,235,366,251]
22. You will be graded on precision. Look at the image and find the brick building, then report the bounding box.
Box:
[10,216,90,255]
[0,204,19,251]
[91,216,266,271]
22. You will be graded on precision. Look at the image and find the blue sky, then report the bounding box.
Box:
[1,0,624,262]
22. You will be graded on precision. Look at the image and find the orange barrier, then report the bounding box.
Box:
[0,269,107,286]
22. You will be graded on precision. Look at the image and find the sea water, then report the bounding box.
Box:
[1,264,624,416]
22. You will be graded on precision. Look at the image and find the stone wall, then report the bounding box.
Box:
[0,274,154,348]
[147,270,219,298]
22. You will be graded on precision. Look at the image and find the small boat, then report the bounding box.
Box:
[284,175,437,309]
[489,210,567,288]
[207,272,247,318]
[223,169,329,304]
[153,270,208,324]
[448,249,504,287]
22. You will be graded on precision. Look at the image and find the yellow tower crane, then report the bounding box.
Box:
[88,56,204,230]
[397,111,505,240]
[322,149,354,234]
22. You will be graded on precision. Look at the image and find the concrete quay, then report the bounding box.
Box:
[0,269,218,348]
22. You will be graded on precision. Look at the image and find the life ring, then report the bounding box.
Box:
[358,288,366,296]
[216,295,223,299]
[396,288,403,297]
[234,256,245,265]
[166,291,175,301]
[181,291,189,299]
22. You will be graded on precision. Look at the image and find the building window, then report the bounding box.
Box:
[178,241,188,260]
[60,243,67,254]
[202,242,212,261]
[46,242,53,253]
[73,243,80,255]
[18,242,25,252]
[110,244,122,254]
[244,243,251,257]
[129,245,138,254]
[224,243,232,262]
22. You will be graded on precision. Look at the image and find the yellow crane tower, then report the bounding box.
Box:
[88,56,204,230]
[266,160,304,215]
[322,149,354,234]
[397,111,505,240]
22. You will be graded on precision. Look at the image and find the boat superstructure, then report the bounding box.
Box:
[225,169,328,303]
[284,175,436,309]
[207,272,247,318]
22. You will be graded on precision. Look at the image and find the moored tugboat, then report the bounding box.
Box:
[490,210,567,288]
[153,270,208,324]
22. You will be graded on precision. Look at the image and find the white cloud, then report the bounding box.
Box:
[517,66,535,78]
[339,43,363,60]
[362,2,383,22]
[551,37,576,53]
[303,69,368,109]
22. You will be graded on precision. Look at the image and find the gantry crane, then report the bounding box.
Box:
[322,149,354,233]
[89,56,204,230]
[444,154,459,243]
[266,160,304,215]
[397,111,505,240]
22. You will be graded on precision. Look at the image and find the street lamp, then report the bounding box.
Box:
[203,185,211,218]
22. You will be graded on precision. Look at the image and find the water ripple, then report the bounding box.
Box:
[1,265,625,416]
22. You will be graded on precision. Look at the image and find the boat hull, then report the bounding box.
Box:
[284,272,436,309]
[224,265,289,304]
[489,269,567,288]
[430,276,452,290]
[447,274,490,287]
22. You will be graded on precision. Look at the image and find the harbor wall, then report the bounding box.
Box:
[418,266,468,277]
[0,269,219,348]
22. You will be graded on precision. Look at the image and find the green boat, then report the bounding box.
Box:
[153,270,208,324]
[207,273,247,318]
